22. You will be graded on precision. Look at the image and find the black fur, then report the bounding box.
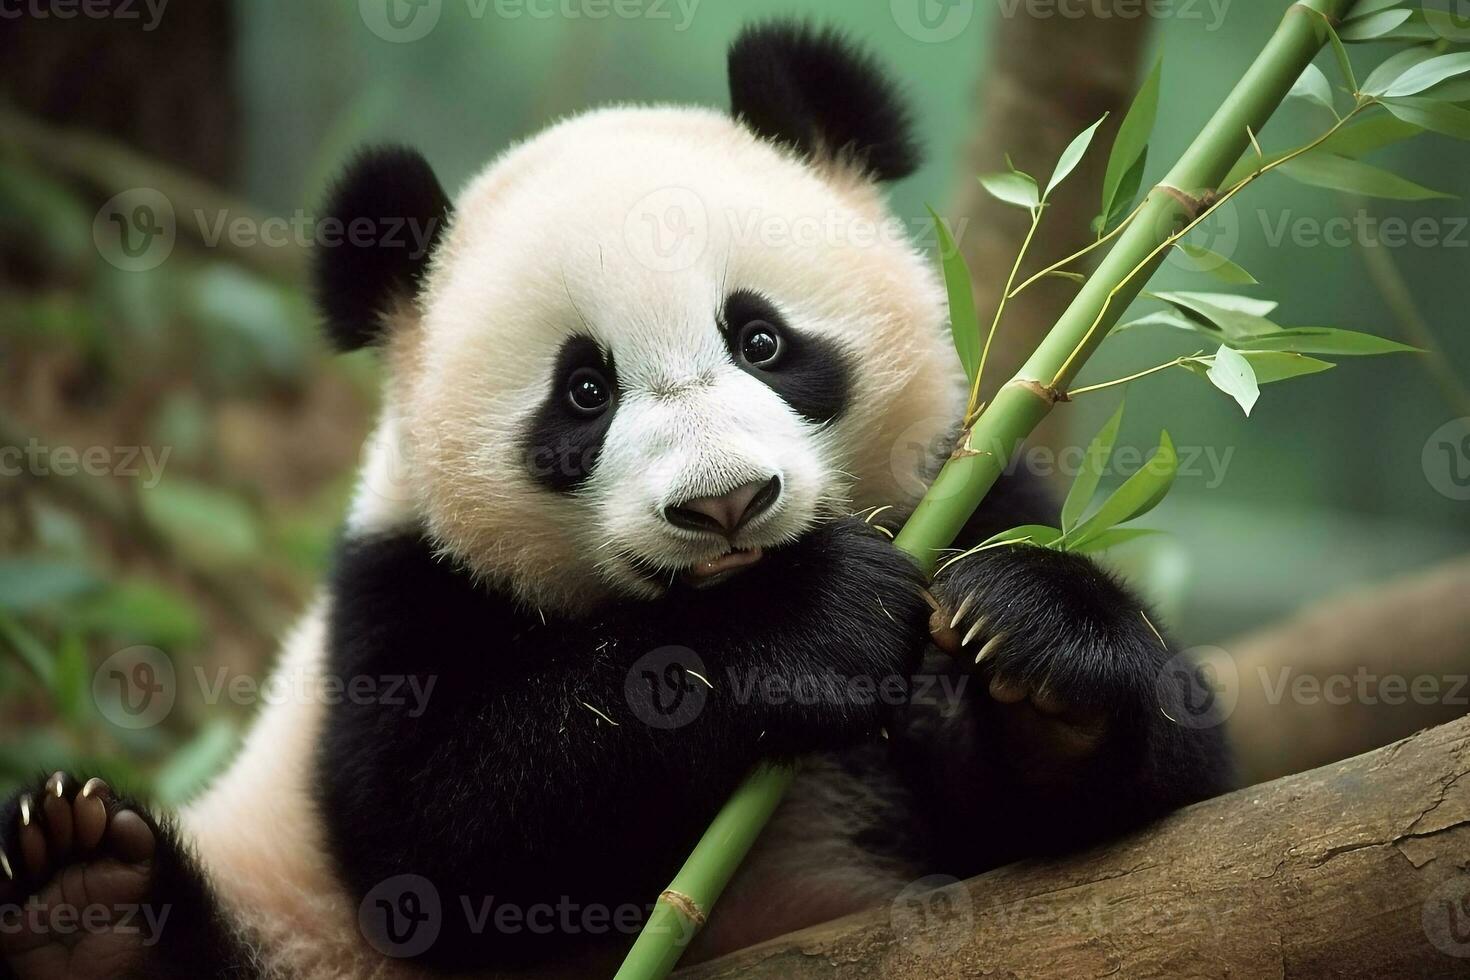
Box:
[312,145,452,351]
[728,22,921,182]
[315,519,931,970]
[892,472,1233,872]
[722,290,850,425]
[521,336,619,492]
[0,774,257,980]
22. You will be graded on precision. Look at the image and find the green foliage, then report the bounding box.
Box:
[1046,115,1108,198]
[1097,58,1161,234]
[927,207,981,387]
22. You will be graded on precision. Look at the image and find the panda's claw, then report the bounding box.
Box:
[960,615,988,648]
[0,843,12,881]
[975,632,1005,663]
[948,593,974,630]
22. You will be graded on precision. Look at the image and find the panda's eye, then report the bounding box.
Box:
[566,367,611,416]
[739,321,783,368]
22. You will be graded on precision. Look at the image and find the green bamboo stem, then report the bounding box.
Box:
[616,3,1352,976]
[898,0,1352,573]
[613,766,794,980]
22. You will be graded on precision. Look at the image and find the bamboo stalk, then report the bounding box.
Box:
[617,2,1354,976]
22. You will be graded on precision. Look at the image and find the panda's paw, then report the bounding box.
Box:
[929,544,1165,775]
[1,773,159,980]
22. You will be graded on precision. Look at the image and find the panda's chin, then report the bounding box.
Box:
[680,546,765,588]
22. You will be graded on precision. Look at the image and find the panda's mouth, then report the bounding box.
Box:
[681,546,765,588]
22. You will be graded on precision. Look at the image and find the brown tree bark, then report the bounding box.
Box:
[679,715,1470,979]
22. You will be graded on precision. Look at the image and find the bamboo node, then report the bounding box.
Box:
[660,889,707,928]
[1012,379,1065,404]
[1155,183,1221,220]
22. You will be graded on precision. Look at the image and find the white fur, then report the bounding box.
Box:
[375,105,962,612]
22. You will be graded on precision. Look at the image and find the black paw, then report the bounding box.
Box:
[1,773,159,980]
[929,544,1166,770]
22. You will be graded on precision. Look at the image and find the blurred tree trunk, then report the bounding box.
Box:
[1225,554,1470,785]
[679,715,1470,979]
[0,0,238,184]
[949,4,1151,479]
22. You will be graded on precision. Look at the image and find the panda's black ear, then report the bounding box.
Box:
[728,22,920,183]
[313,145,453,351]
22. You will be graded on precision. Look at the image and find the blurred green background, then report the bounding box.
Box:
[0,0,1466,799]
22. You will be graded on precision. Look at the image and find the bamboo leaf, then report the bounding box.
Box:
[1070,432,1178,546]
[972,525,1064,551]
[1289,63,1337,112]
[1381,52,1470,97]
[1046,114,1108,198]
[1339,8,1412,40]
[1378,10,1447,41]
[1111,307,1213,337]
[1183,350,1336,384]
[1100,59,1161,231]
[1176,243,1259,284]
[1150,291,1278,318]
[1381,96,1470,139]
[928,207,981,386]
[1362,45,1437,96]
[977,172,1040,211]
[1148,291,1281,338]
[1221,113,1422,188]
[1067,527,1166,555]
[1425,76,1470,102]
[1095,150,1148,235]
[1279,151,1453,199]
[1205,345,1261,415]
[1347,0,1402,14]
[1324,21,1357,94]
[1062,398,1126,533]
[1234,327,1420,356]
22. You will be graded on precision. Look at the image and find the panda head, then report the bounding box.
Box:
[315,22,962,614]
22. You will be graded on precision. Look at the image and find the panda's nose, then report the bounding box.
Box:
[664,476,782,535]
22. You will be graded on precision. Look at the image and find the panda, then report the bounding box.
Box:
[0,22,1230,980]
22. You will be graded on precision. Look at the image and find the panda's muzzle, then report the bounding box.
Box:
[663,476,781,536]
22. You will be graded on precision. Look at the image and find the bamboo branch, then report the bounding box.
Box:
[617,3,1356,975]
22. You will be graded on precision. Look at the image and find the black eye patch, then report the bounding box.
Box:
[721,290,850,425]
[521,336,617,493]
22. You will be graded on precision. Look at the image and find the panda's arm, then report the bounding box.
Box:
[314,519,930,969]
[894,468,1233,873]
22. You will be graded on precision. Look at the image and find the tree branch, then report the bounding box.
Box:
[679,715,1470,978]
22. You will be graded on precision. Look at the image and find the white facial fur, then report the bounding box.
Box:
[349,106,964,615]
